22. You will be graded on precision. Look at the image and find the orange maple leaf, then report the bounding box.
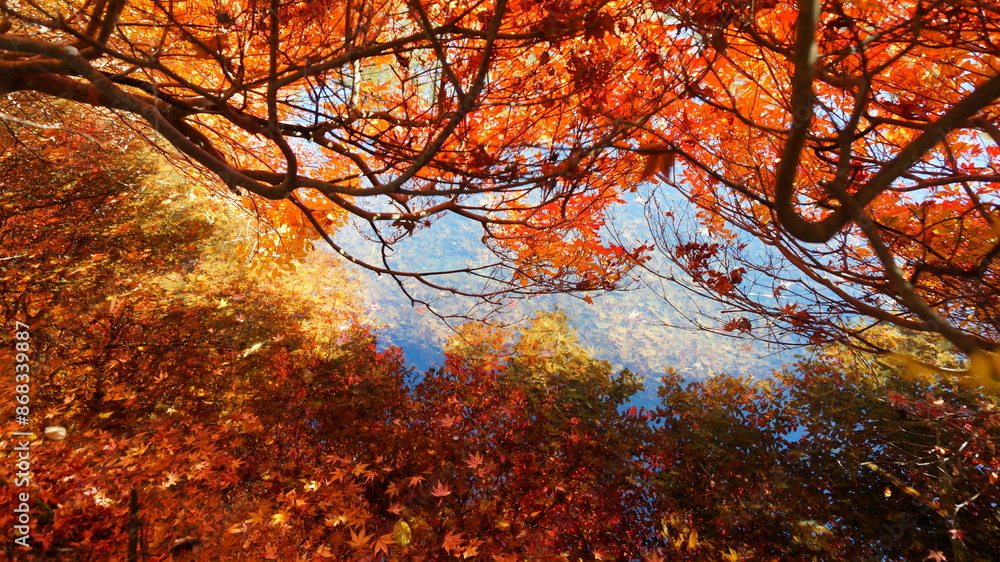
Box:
[431,480,452,497]
[373,533,394,556]
[462,538,484,559]
[347,527,373,549]
[465,452,485,469]
[386,481,401,497]
[442,530,465,554]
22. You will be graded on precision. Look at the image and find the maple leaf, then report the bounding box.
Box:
[247,508,268,526]
[638,144,677,182]
[329,467,349,482]
[462,538,483,558]
[386,481,401,497]
[442,530,465,555]
[348,527,373,550]
[466,452,485,469]
[161,472,180,488]
[926,551,947,562]
[373,533,394,556]
[431,480,452,497]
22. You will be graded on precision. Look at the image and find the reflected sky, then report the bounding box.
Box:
[329,188,794,406]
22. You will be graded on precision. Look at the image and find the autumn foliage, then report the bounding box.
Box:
[3,0,999,367]
[3,123,999,560]
[4,0,1000,559]
[0,0,663,305]
[636,0,1000,370]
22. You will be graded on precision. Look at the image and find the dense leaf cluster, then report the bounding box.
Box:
[2,129,998,560]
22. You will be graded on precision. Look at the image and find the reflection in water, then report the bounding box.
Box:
[330,196,789,405]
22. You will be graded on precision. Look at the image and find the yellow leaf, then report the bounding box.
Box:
[686,529,699,551]
[392,520,412,547]
[968,349,1000,385]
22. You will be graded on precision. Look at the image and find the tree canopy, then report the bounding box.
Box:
[3,150,997,557]
[1,0,662,306]
[4,2,1000,559]
[640,0,1000,370]
[3,0,1000,367]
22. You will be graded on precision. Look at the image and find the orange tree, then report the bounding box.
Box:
[5,112,995,559]
[0,0,672,310]
[1,181,654,559]
[632,0,1000,372]
[0,98,376,558]
[1,102,656,558]
[5,0,1000,369]
[395,311,653,559]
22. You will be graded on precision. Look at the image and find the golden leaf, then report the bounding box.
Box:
[392,520,412,547]
[686,529,699,551]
